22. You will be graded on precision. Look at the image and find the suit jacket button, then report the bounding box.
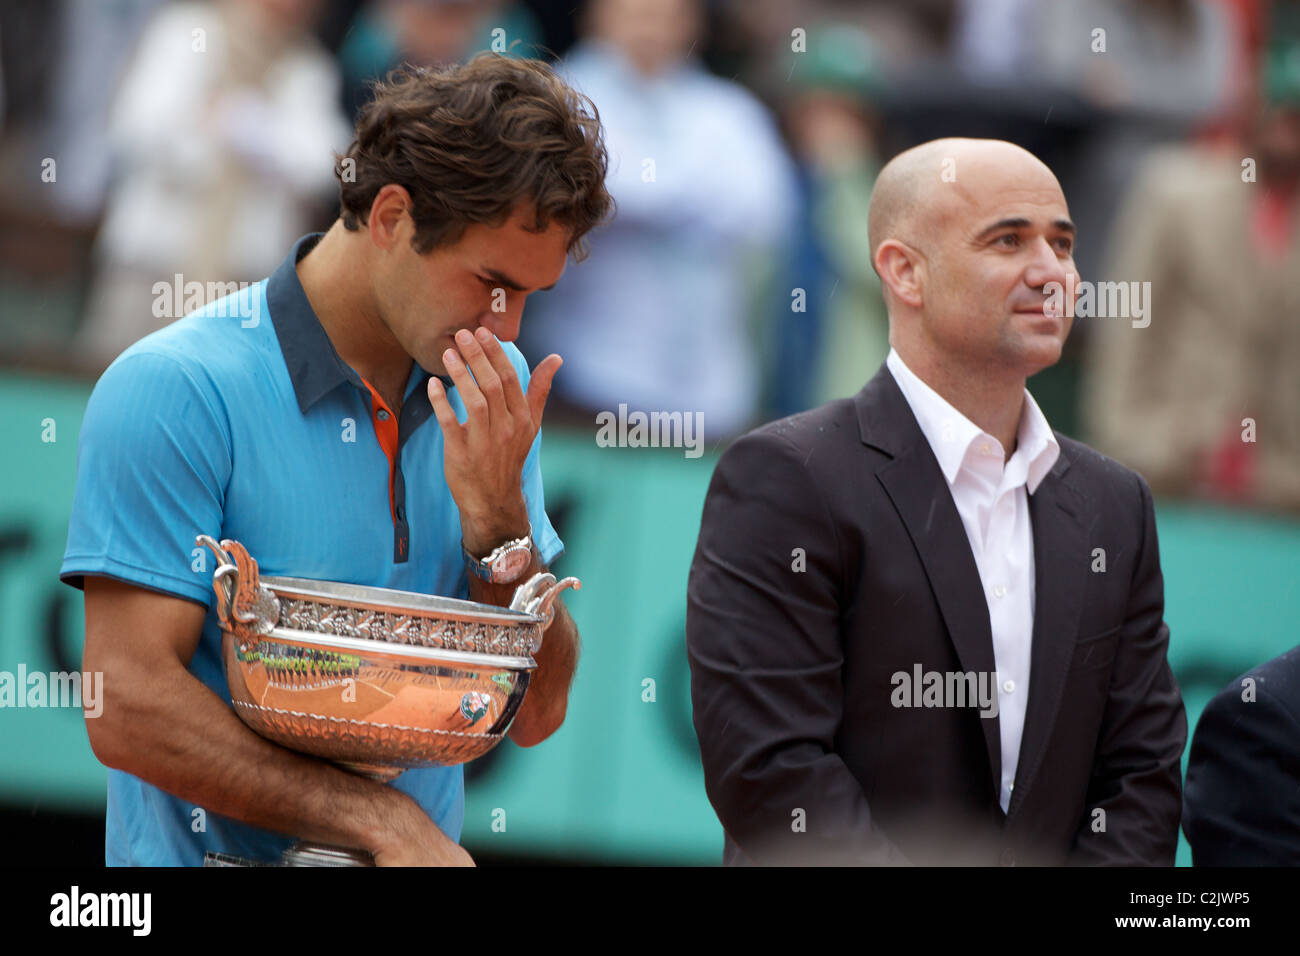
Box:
[1000,848,1016,867]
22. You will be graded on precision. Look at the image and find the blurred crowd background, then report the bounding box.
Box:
[1,0,1298,865]
[2,0,1299,508]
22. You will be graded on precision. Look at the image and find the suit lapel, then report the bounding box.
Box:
[1006,455,1088,818]
[858,367,1003,793]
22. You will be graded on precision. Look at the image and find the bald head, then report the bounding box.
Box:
[868,138,1064,277]
[864,135,1077,396]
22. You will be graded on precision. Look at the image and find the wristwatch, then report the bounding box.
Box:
[462,528,534,584]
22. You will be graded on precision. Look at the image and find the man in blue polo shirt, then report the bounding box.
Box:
[59,54,612,866]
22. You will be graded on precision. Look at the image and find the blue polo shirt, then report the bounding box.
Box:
[60,233,563,866]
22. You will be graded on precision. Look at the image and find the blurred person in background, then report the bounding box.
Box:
[1023,0,1237,282]
[519,0,798,439]
[0,1,169,356]
[1083,37,1300,514]
[43,0,167,227]
[717,0,956,81]
[335,0,544,117]
[767,23,888,415]
[73,0,350,367]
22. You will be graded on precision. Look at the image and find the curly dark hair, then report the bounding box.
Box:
[336,53,613,260]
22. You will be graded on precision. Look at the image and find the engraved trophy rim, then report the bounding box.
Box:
[251,624,535,670]
[261,575,548,626]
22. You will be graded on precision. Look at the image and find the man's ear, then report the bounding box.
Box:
[874,239,925,309]
[368,184,414,251]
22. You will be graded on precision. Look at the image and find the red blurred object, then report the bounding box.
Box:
[1202,422,1258,501]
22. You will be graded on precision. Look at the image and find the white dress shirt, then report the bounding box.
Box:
[886,349,1061,812]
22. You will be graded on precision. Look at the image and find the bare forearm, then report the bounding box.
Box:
[508,599,578,745]
[467,554,579,746]
[90,659,428,855]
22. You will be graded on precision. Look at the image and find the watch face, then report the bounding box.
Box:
[494,547,532,582]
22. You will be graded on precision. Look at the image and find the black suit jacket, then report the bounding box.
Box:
[1183,644,1300,865]
[686,364,1187,865]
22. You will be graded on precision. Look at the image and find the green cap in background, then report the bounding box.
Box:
[1263,38,1300,105]
[787,23,883,104]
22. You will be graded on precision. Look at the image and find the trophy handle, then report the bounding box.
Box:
[196,535,279,645]
[508,572,581,632]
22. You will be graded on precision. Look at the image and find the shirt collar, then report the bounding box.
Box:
[267,233,443,414]
[886,348,1060,494]
[1012,387,1060,494]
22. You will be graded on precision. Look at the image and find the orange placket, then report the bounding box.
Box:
[359,379,400,525]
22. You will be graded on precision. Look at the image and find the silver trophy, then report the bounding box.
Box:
[195,535,577,867]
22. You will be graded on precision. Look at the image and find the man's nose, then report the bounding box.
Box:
[1023,236,1071,291]
[478,298,524,342]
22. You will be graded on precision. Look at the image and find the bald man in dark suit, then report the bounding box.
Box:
[686,138,1187,866]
